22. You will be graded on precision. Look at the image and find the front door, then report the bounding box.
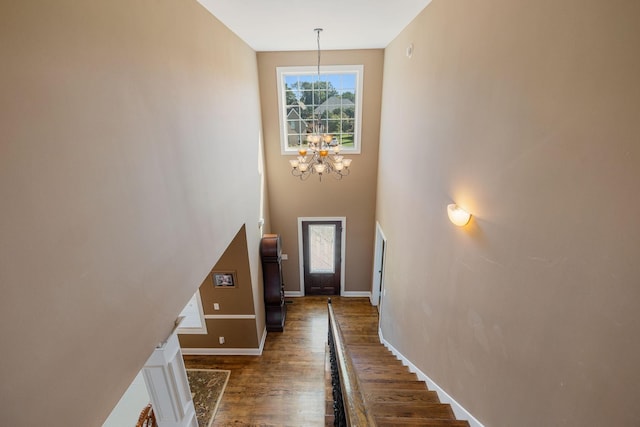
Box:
[302,220,342,295]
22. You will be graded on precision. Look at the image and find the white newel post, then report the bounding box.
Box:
[142,326,197,427]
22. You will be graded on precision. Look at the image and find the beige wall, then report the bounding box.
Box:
[179,225,261,349]
[0,1,265,426]
[377,1,640,426]
[257,49,383,294]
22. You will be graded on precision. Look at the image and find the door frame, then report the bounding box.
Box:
[371,222,387,307]
[297,217,346,296]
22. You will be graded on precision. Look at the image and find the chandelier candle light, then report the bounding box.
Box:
[289,28,353,181]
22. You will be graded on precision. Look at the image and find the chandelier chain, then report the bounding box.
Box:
[315,28,322,79]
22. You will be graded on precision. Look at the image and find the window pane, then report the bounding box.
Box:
[284,75,299,89]
[287,134,303,149]
[287,119,300,132]
[340,73,356,91]
[309,224,335,273]
[339,133,354,147]
[299,74,315,86]
[286,106,299,117]
[285,90,299,107]
[342,119,355,133]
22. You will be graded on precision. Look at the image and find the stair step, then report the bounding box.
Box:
[352,359,404,369]
[339,321,378,328]
[359,380,429,391]
[371,402,455,419]
[375,417,471,427]
[351,355,401,365]
[355,366,416,380]
[337,326,376,332]
[333,313,378,318]
[343,335,381,344]
[365,389,441,404]
[350,353,403,364]
[348,343,393,351]
[349,344,395,354]
[324,415,335,427]
[350,352,401,361]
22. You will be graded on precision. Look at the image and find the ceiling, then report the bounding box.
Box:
[196,0,432,52]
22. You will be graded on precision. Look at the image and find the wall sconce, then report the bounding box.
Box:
[447,204,471,227]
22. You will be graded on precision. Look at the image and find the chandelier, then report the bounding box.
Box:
[289,28,352,181]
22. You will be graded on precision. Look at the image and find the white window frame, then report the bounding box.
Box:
[177,291,207,335]
[276,65,363,155]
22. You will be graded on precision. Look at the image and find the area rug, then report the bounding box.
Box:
[186,369,230,427]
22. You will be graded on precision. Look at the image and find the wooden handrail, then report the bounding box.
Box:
[327,298,377,427]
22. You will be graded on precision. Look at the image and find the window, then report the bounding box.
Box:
[277,65,363,154]
[177,291,207,334]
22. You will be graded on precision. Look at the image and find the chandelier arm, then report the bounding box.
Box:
[291,168,312,181]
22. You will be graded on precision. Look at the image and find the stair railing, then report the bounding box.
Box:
[327,298,377,427]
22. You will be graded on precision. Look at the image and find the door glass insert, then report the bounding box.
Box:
[309,224,336,273]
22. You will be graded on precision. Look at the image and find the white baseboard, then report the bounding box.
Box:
[284,291,304,297]
[284,291,371,298]
[378,329,485,427]
[258,327,267,354]
[341,291,371,298]
[181,328,267,356]
[180,347,262,356]
[369,294,378,306]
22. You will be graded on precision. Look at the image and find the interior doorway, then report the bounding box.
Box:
[298,217,346,295]
[371,223,387,308]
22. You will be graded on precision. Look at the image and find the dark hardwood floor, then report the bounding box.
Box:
[183,296,375,426]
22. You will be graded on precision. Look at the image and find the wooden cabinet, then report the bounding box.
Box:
[260,234,286,332]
